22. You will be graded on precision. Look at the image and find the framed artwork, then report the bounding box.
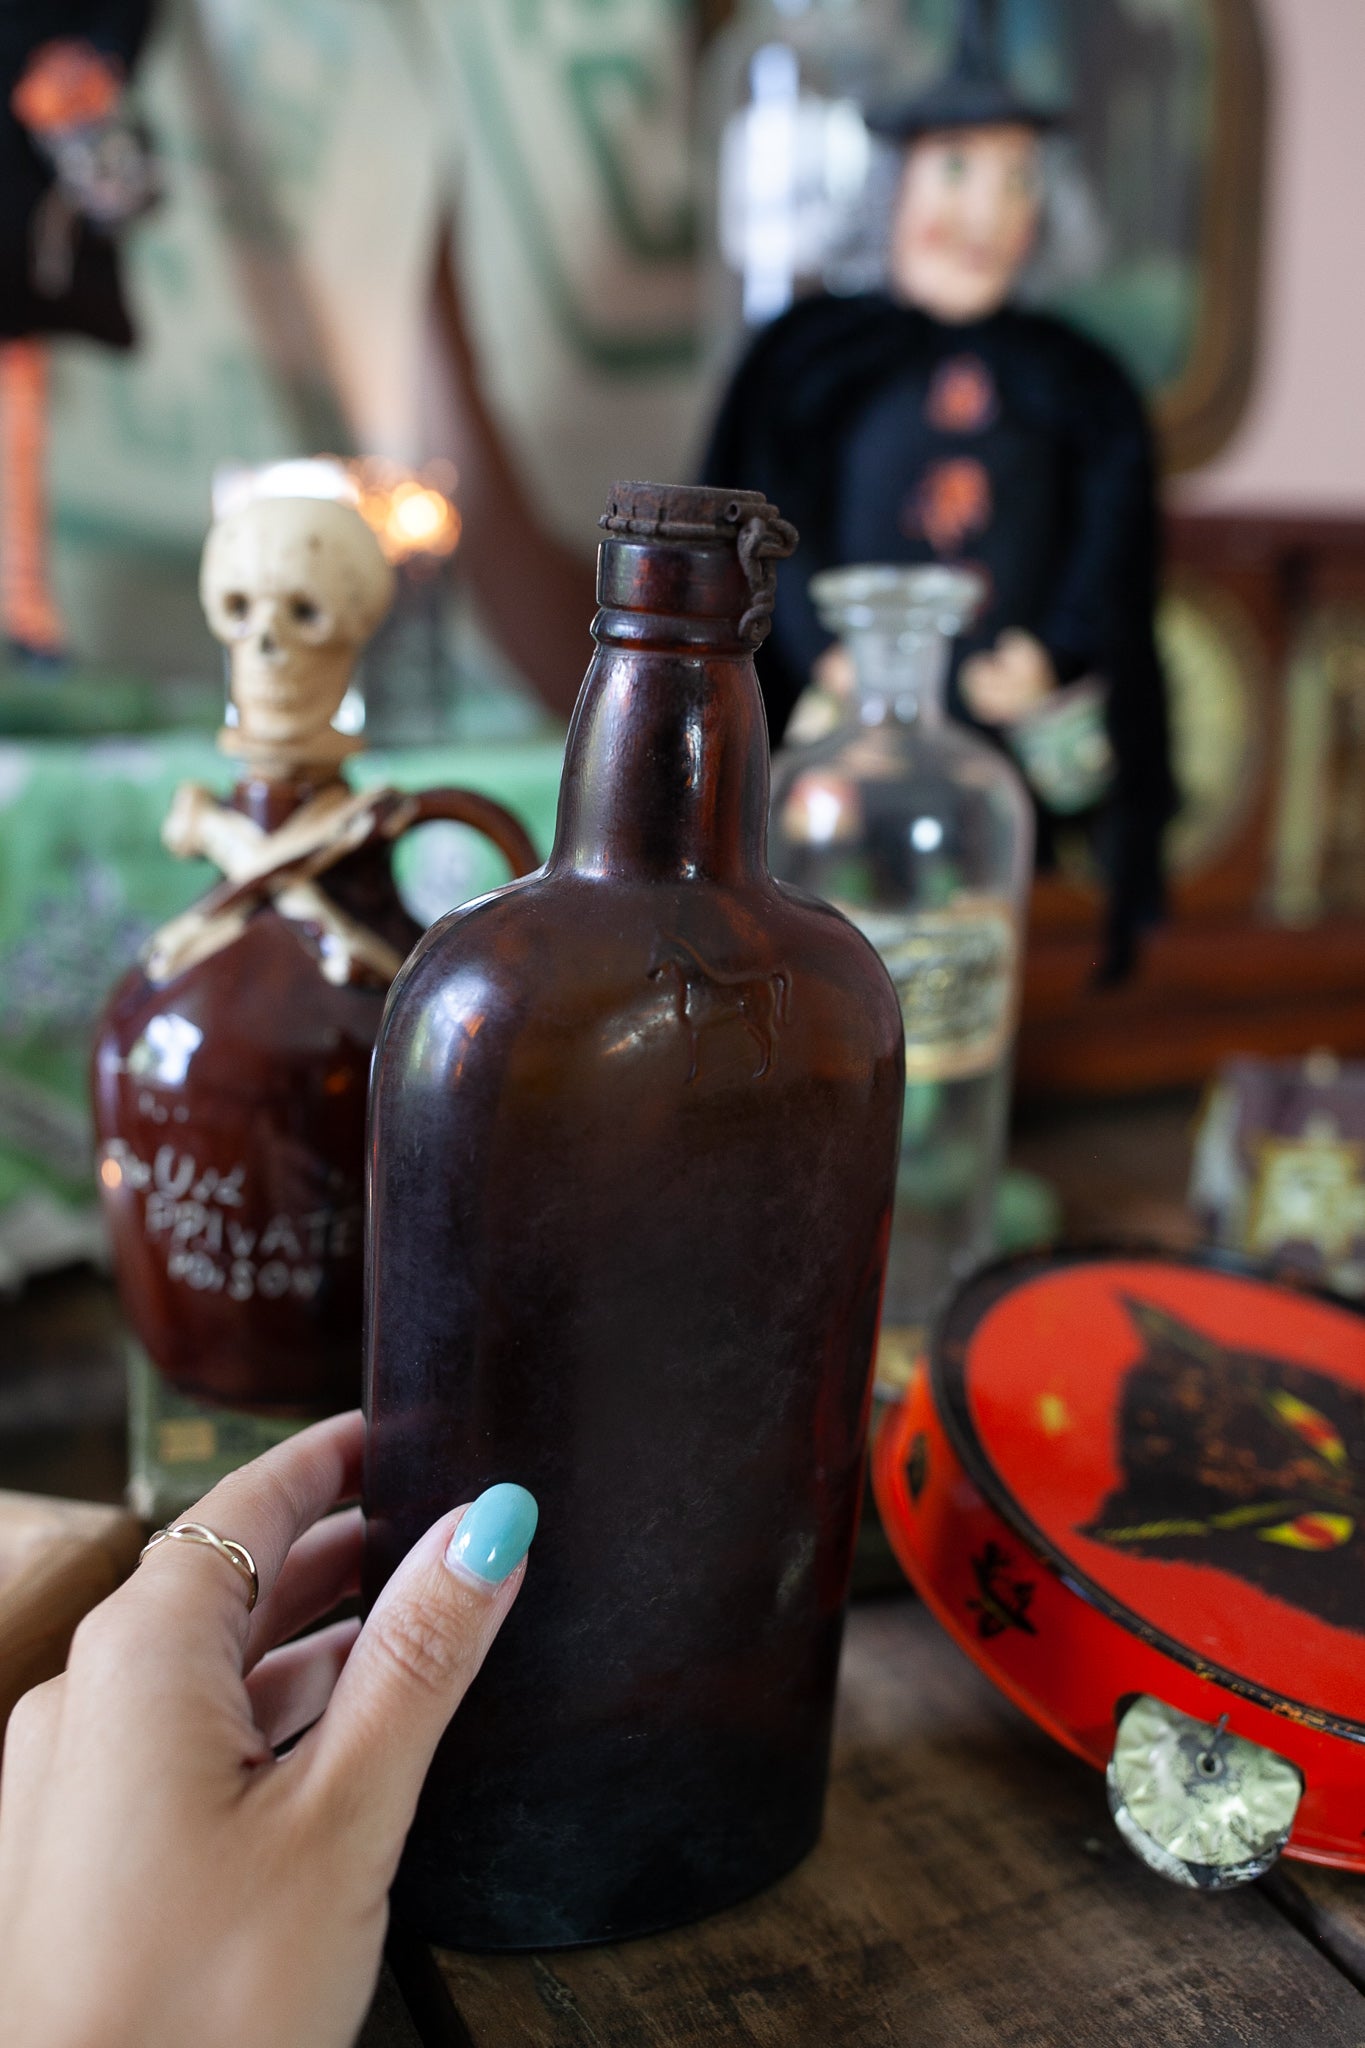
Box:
[1271,609,1365,926]
[1021,514,1365,1097]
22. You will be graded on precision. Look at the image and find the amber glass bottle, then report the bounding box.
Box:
[364,483,905,1949]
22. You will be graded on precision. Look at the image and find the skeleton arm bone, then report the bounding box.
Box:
[146,786,407,988]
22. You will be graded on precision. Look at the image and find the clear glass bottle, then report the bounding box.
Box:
[697,0,924,365]
[769,564,1034,1394]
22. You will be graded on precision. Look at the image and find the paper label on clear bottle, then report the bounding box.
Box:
[842,900,1018,1081]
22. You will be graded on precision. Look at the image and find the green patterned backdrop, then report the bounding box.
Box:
[46,0,706,680]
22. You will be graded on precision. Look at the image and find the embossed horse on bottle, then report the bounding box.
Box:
[649,934,790,1082]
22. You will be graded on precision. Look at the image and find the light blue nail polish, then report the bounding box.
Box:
[446,1483,538,1584]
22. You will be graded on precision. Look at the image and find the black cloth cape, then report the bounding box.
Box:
[701,292,1177,974]
[1,1,154,347]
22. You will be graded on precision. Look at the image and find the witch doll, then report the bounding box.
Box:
[703,0,1176,978]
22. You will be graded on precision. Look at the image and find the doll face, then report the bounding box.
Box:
[889,124,1043,324]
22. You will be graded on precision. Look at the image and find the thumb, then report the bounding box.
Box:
[302,1483,537,1845]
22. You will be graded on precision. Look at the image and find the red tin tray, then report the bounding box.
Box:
[872,1248,1365,1871]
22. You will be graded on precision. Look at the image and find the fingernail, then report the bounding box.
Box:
[445,1483,538,1586]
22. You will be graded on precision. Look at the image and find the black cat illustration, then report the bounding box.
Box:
[1083,1297,1365,1634]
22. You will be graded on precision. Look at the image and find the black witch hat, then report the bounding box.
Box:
[867,0,1068,143]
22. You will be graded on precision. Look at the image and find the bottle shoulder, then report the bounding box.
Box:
[771,720,1034,872]
[373,867,905,1086]
[396,864,899,965]
[94,911,386,1072]
[774,713,1024,790]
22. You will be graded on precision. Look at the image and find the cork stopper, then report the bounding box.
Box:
[599,481,797,646]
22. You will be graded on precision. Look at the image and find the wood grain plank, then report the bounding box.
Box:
[435,1601,1365,2048]
[355,1962,427,2048]
[0,1490,143,1732]
[1263,1864,1365,1996]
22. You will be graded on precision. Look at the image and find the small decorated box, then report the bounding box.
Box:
[876,1248,1365,1888]
[1190,1054,1365,1296]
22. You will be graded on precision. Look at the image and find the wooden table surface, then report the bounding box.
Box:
[12,1101,1365,2048]
[363,1597,1365,2048]
[0,1490,143,1734]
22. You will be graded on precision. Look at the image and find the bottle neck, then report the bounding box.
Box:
[549,538,772,885]
[231,770,346,831]
[844,621,951,730]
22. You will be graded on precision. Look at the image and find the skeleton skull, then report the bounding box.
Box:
[200,497,394,770]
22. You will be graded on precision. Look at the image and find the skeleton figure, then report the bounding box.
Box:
[144,779,418,989]
[200,496,395,780]
[145,495,401,986]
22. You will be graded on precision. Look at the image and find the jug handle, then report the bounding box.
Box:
[395,787,540,881]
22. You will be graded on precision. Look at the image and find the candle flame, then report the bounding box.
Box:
[348,460,461,564]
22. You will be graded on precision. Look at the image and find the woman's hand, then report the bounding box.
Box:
[0,1411,536,2048]
[959,628,1057,725]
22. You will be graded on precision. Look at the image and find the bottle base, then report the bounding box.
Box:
[388,1815,823,1954]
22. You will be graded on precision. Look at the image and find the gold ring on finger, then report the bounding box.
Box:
[138,1521,260,1612]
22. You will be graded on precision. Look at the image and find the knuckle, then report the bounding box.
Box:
[368,1588,466,1700]
[3,1677,58,1751]
[66,1601,120,1670]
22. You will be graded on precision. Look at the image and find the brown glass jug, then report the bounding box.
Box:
[364,482,906,1948]
[91,494,538,1414]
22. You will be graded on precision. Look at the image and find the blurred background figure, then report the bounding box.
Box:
[698,0,924,350]
[702,0,1175,977]
[2,9,158,664]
